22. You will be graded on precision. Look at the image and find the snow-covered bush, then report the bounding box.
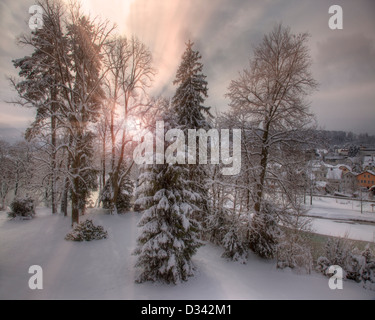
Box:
[361,246,375,290]
[249,202,281,259]
[65,220,108,242]
[277,235,313,273]
[277,209,313,273]
[316,237,352,277]
[346,250,366,283]
[8,197,35,219]
[316,256,331,275]
[221,223,248,264]
[316,239,375,290]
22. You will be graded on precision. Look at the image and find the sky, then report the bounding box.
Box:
[0,0,375,141]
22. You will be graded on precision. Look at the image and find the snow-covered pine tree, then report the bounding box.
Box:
[221,219,248,264]
[11,0,67,214]
[101,166,134,214]
[249,201,281,259]
[172,40,212,228]
[62,10,113,225]
[172,40,211,130]
[134,110,202,284]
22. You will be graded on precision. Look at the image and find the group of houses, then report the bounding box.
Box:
[307,146,375,196]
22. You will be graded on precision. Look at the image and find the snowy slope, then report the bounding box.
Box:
[0,209,374,300]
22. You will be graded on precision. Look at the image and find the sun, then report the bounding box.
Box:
[125,115,141,135]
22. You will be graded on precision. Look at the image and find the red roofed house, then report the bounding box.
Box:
[357,170,375,189]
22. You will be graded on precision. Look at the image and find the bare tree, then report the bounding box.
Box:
[226,24,318,215]
[101,36,156,213]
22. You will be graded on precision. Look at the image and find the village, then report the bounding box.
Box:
[306,146,375,200]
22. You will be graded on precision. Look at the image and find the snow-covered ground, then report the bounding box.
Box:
[305,197,375,242]
[0,208,374,300]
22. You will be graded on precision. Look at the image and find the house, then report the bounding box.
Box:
[338,164,351,174]
[342,172,359,193]
[326,167,343,193]
[363,156,375,172]
[357,170,375,189]
[324,155,346,165]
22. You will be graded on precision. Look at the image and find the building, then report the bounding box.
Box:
[357,170,375,189]
[342,172,359,193]
[338,164,351,174]
[326,167,343,192]
[363,155,375,172]
[324,155,346,166]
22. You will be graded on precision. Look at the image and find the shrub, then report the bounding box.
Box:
[317,240,375,290]
[277,235,313,273]
[8,197,35,219]
[221,224,248,264]
[65,219,108,242]
[249,202,281,259]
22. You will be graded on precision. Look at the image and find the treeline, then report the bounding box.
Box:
[317,130,375,147]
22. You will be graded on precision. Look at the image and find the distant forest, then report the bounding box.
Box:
[317,130,375,148]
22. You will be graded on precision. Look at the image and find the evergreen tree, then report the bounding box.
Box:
[172,40,212,228]
[64,11,111,225]
[12,0,67,214]
[134,111,202,284]
[101,167,134,214]
[172,40,211,130]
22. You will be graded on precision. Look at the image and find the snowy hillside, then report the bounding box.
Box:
[0,209,373,300]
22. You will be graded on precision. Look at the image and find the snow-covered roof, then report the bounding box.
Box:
[315,181,327,188]
[343,171,358,177]
[364,170,375,176]
[326,168,343,180]
[337,164,351,171]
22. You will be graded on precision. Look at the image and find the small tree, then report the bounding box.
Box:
[101,171,133,213]
[249,202,281,259]
[277,208,313,273]
[221,219,248,264]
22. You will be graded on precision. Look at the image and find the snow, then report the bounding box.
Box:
[0,208,374,300]
[305,197,375,242]
[326,168,343,180]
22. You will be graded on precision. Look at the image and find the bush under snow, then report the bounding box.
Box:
[8,197,35,220]
[317,238,375,290]
[65,220,108,242]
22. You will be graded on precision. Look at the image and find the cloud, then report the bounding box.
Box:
[315,33,375,88]
[1,0,375,136]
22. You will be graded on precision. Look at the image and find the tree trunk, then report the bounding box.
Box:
[71,180,79,226]
[254,126,270,214]
[60,178,69,217]
[51,113,57,214]
[51,82,58,214]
